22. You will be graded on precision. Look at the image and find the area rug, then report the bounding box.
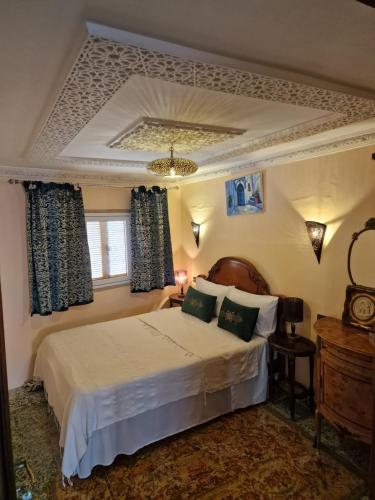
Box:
[10,388,367,499]
[267,391,371,478]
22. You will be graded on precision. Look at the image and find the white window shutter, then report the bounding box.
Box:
[106,220,128,277]
[86,220,104,279]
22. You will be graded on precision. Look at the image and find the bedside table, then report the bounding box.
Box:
[268,333,316,419]
[169,293,184,307]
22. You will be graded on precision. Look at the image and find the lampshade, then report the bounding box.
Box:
[175,270,188,285]
[305,221,327,263]
[284,297,304,323]
[148,146,198,177]
[191,222,200,247]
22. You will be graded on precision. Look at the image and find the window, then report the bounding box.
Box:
[85,212,131,289]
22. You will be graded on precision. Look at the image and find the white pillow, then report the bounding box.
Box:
[195,277,234,316]
[227,288,279,338]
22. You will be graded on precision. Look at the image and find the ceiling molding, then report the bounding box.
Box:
[0,165,161,187]
[58,156,147,169]
[178,130,375,185]
[200,113,340,166]
[3,129,375,187]
[10,125,375,187]
[27,25,375,173]
[0,156,148,171]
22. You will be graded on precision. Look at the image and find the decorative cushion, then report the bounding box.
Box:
[218,297,259,342]
[195,277,234,316]
[181,286,217,323]
[227,288,279,338]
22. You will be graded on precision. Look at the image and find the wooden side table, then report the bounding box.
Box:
[169,293,184,307]
[268,333,316,419]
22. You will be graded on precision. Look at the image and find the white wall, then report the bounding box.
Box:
[0,184,182,389]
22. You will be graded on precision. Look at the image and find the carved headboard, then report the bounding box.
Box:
[201,256,285,333]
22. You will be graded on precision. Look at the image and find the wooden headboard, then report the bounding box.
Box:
[201,256,286,333]
[206,256,270,294]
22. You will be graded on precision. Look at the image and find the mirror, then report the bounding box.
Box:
[342,218,375,332]
[350,229,375,288]
[347,218,375,289]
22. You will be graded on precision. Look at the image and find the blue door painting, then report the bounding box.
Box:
[236,183,245,206]
[225,172,264,216]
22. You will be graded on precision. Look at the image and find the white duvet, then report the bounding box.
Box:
[34,307,265,479]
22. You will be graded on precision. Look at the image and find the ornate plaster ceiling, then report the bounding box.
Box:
[3,21,375,185]
[58,73,339,166]
[109,118,246,154]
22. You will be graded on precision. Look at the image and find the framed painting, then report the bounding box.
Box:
[225,172,264,216]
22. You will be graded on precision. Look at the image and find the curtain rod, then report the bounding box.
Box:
[7,179,179,190]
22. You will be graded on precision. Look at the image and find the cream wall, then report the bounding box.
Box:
[180,146,375,383]
[1,146,374,389]
[0,183,182,389]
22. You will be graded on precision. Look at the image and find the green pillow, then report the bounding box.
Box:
[218,297,259,342]
[181,286,217,323]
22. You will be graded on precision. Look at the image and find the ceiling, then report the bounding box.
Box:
[60,75,337,162]
[1,0,375,185]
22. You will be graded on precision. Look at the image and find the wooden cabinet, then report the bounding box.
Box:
[0,283,16,499]
[314,317,374,446]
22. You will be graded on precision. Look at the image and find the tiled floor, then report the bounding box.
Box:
[10,387,370,499]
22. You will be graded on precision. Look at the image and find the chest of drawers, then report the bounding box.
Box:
[314,317,374,445]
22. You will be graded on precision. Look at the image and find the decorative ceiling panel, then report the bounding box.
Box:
[26,23,375,183]
[109,118,246,153]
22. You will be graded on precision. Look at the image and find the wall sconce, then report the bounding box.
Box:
[305,221,327,263]
[175,270,188,297]
[191,222,200,247]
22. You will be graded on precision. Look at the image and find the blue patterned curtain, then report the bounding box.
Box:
[24,182,93,315]
[130,186,175,292]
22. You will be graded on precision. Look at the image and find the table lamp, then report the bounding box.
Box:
[175,270,188,297]
[284,297,304,340]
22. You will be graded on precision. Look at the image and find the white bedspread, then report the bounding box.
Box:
[34,308,265,478]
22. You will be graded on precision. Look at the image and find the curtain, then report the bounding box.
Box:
[130,186,175,292]
[24,182,93,315]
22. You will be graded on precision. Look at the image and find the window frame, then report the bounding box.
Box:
[85,211,131,290]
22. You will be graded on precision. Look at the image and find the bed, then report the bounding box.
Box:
[34,257,285,480]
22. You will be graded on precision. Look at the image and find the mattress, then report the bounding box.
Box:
[34,307,267,479]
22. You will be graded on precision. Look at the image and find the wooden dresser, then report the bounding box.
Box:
[314,316,374,446]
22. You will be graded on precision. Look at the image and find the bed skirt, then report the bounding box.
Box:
[75,344,268,478]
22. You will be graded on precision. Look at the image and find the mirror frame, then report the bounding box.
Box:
[347,218,375,286]
[342,218,375,332]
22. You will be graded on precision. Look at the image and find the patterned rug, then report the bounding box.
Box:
[267,391,371,478]
[10,387,368,499]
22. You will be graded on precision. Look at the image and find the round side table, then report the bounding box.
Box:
[268,333,316,419]
[169,293,184,307]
